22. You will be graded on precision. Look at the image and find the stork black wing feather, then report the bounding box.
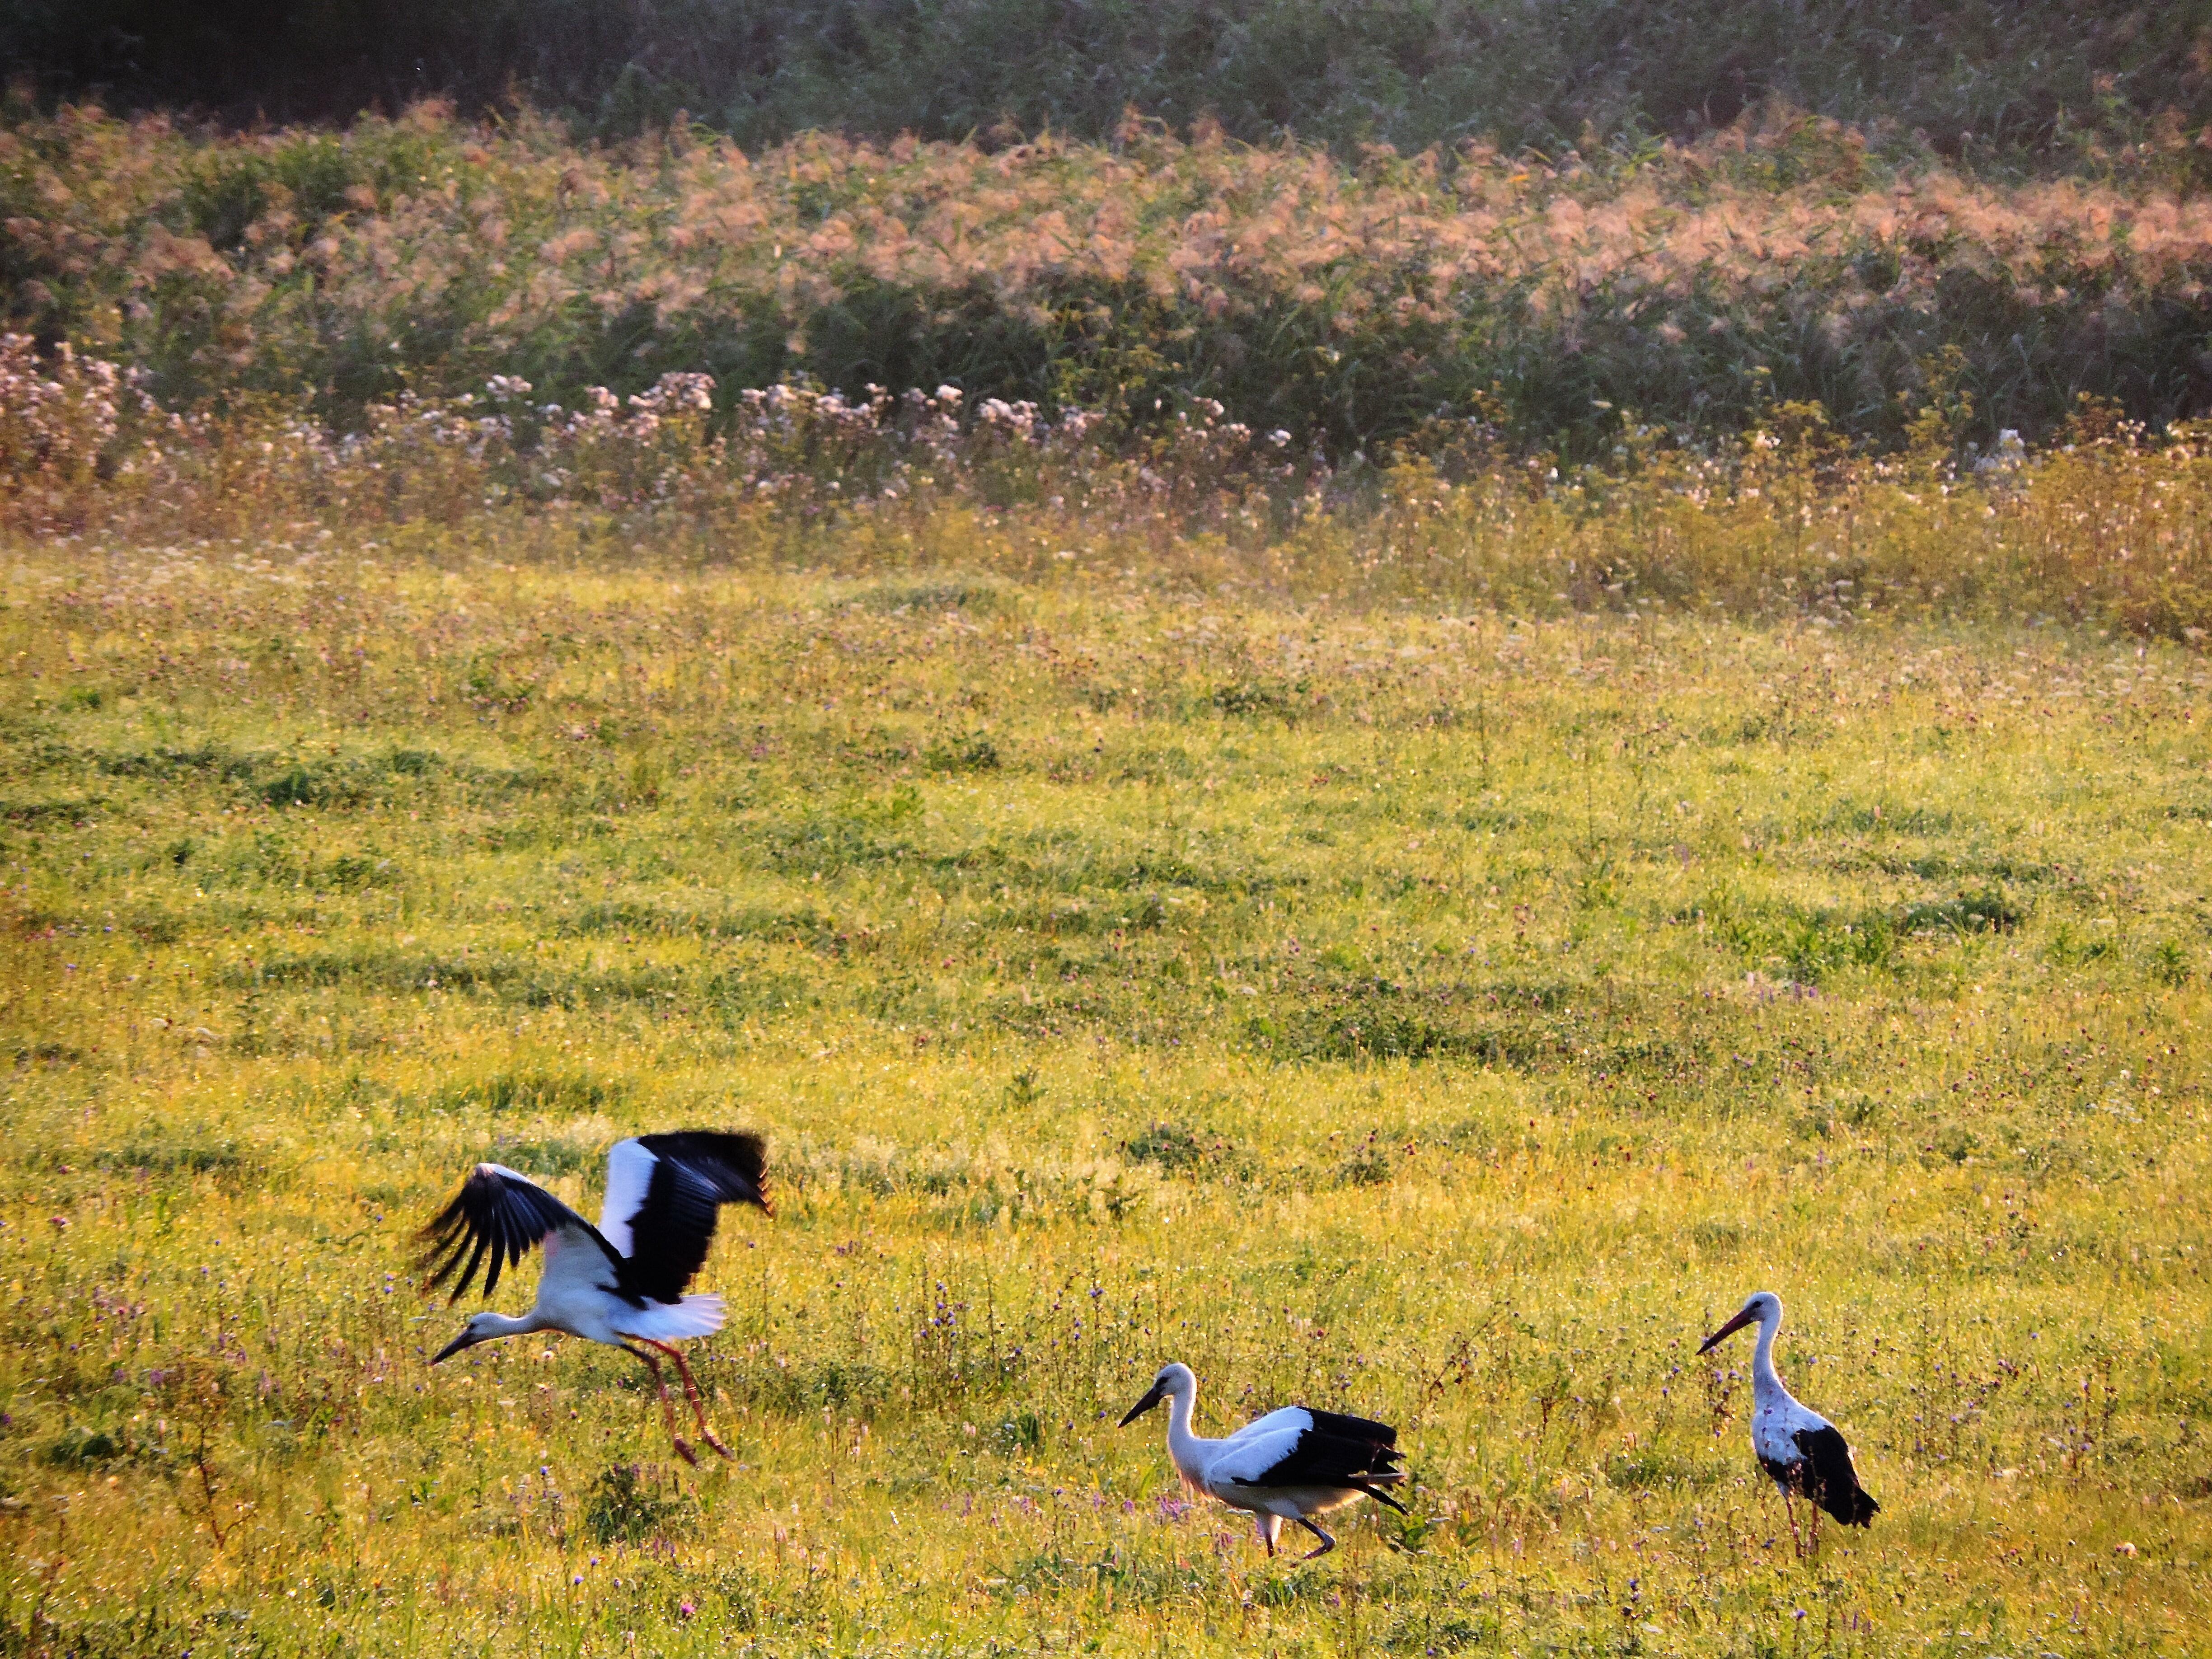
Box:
[635,1132,772,1214]
[1793,1425,1879,1526]
[416,1166,592,1304]
[1301,1409,1399,1449]
[1231,1413,1406,1494]
[617,1132,772,1304]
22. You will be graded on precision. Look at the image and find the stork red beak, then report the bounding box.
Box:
[1698,1306,1758,1354]
[1118,1382,1166,1427]
[431,1330,476,1365]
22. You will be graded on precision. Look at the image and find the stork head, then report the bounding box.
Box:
[431,1313,502,1365]
[1698,1290,1781,1354]
[1118,1361,1195,1427]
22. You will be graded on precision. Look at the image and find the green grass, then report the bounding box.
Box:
[3,542,2210,1655]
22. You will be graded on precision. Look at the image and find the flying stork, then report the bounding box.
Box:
[1117,1361,1409,1559]
[1699,1291,1878,1552]
[418,1131,770,1465]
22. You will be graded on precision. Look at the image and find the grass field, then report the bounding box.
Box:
[3,531,2210,1656]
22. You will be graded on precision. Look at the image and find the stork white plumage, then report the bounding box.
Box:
[1699,1291,1877,1554]
[1117,1362,1409,1558]
[418,1131,770,1465]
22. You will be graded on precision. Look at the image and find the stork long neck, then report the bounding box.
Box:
[1163,1383,1209,1477]
[479,1312,543,1341]
[1751,1309,1786,1401]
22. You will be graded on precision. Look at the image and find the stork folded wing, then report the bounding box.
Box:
[1222,1408,1408,1510]
[417,1164,597,1303]
[1792,1425,1878,1526]
[1300,1409,1399,1451]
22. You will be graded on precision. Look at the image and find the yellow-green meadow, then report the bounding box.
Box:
[3,540,2208,1656]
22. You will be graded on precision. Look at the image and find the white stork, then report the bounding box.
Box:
[1699,1291,1878,1552]
[418,1131,770,1465]
[1117,1362,1409,1559]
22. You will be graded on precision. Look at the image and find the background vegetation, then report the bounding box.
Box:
[2,535,2210,1657]
[7,0,2212,166]
[11,326,2212,638]
[7,98,2212,455]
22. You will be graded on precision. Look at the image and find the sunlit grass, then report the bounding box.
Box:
[2,540,2209,1655]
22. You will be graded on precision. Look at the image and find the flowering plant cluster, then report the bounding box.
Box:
[0,338,1323,537]
[9,330,2212,645]
[0,337,150,526]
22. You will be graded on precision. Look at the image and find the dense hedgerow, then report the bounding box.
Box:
[5,101,2212,451]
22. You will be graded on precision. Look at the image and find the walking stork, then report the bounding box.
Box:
[1699,1291,1877,1552]
[418,1131,770,1465]
[1118,1362,1409,1558]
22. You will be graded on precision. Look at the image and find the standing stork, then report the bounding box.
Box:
[418,1131,770,1465]
[1699,1291,1877,1552]
[1117,1362,1409,1559]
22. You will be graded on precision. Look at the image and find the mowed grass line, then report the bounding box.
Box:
[1,548,2208,1655]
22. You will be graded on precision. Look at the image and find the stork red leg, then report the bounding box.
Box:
[641,1338,733,1460]
[623,1344,697,1466]
[1295,1518,1336,1560]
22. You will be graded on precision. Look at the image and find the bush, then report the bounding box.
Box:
[7,103,2212,455]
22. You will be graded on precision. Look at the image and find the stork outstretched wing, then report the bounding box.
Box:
[417,1164,615,1302]
[599,1131,772,1304]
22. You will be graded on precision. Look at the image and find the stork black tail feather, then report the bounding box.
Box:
[1821,1484,1879,1528]
[1348,1478,1410,1514]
